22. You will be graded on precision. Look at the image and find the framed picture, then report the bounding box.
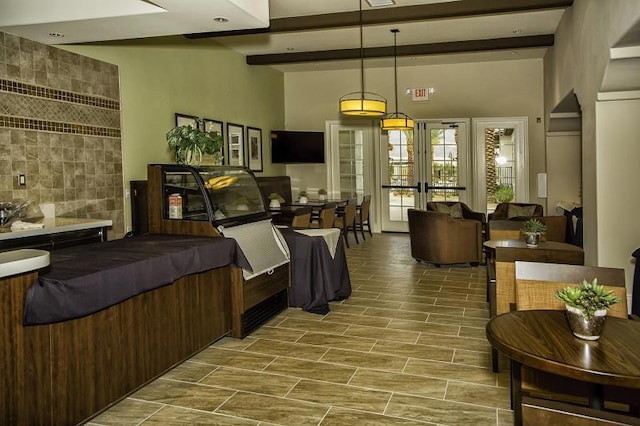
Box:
[246,127,263,172]
[203,118,224,162]
[226,123,245,166]
[175,113,198,128]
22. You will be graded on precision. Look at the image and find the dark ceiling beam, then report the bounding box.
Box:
[185,0,572,39]
[246,35,554,65]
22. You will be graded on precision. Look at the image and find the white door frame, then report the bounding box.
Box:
[472,117,529,213]
[378,118,471,232]
[325,120,380,232]
[420,118,472,208]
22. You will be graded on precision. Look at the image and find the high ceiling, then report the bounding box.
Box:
[0,0,573,72]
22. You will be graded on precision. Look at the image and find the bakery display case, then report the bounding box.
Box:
[147,164,290,337]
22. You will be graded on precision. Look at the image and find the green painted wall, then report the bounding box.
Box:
[62,36,285,231]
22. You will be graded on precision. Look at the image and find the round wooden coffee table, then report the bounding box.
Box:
[486,310,640,424]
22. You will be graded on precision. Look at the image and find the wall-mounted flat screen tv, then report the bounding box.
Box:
[271,130,325,164]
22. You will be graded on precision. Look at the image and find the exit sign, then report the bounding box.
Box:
[412,88,430,102]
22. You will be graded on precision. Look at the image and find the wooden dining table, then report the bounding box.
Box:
[486,310,640,425]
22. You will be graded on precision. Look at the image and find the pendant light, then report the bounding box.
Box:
[381,29,415,131]
[339,0,386,117]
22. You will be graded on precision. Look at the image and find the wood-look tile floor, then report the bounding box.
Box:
[87,233,513,426]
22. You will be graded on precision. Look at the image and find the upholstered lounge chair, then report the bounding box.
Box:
[489,202,543,220]
[408,208,483,266]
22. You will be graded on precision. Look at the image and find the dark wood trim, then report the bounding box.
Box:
[246,35,554,65]
[147,165,221,237]
[2,266,232,426]
[185,0,573,38]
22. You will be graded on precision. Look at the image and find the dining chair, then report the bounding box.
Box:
[490,243,584,372]
[513,261,638,416]
[334,198,358,248]
[514,261,627,317]
[355,195,372,240]
[310,202,336,229]
[291,206,312,229]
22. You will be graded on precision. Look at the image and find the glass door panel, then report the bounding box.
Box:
[381,129,416,231]
[381,120,469,232]
[429,126,460,202]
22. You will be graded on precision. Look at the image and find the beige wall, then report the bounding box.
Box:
[284,58,546,206]
[545,133,581,214]
[63,37,286,232]
[544,0,640,288]
[596,99,640,291]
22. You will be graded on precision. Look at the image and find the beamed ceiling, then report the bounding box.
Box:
[0,0,574,72]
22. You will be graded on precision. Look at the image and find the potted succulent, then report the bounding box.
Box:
[268,193,284,209]
[318,188,328,201]
[555,278,620,340]
[166,118,223,166]
[521,218,546,248]
[298,190,308,204]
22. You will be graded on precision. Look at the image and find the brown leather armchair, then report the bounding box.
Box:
[489,202,543,220]
[408,208,483,266]
[426,201,486,223]
[488,215,567,243]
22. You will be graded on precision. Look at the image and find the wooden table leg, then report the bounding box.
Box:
[588,383,604,410]
[511,360,523,426]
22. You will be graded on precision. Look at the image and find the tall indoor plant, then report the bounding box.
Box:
[166,118,223,166]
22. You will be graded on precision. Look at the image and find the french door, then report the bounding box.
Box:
[380,119,470,232]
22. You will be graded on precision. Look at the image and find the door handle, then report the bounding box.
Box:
[424,182,466,193]
[381,183,421,193]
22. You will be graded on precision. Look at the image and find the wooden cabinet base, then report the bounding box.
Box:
[231,264,289,338]
[2,267,231,426]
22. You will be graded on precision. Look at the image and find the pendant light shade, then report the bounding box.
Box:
[381,29,415,131]
[381,113,415,130]
[339,1,386,117]
[340,93,387,116]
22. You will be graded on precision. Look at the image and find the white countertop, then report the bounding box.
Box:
[0,249,50,278]
[0,217,112,241]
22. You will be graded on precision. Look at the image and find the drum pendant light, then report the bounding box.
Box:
[381,29,415,131]
[339,0,386,117]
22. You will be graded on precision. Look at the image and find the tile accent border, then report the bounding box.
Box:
[0,115,121,137]
[0,79,120,110]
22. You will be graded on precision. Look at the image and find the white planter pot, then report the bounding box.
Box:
[299,196,308,204]
[269,199,280,209]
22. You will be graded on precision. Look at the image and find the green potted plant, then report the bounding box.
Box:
[298,190,308,204]
[521,218,546,247]
[318,188,328,201]
[166,118,223,166]
[268,193,284,208]
[556,278,620,340]
[494,184,514,203]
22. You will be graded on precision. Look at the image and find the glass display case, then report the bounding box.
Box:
[159,164,270,227]
[147,164,290,338]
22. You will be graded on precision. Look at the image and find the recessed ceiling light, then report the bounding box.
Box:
[49,32,64,38]
[213,17,229,23]
[365,0,395,7]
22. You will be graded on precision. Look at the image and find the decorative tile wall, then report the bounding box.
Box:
[0,31,124,238]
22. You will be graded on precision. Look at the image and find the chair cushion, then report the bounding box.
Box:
[434,202,464,219]
[507,204,537,219]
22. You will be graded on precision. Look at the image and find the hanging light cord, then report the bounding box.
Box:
[392,29,399,114]
[359,0,364,97]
